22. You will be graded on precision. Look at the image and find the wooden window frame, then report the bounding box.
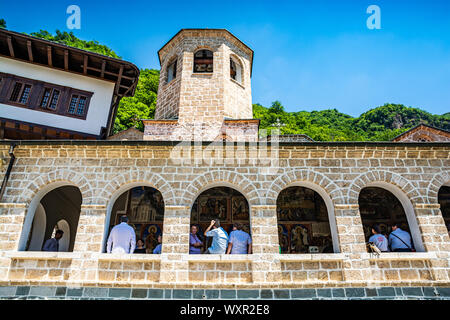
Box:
[65,89,92,119]
[39,86,63,111]
[0,72,93,120]
[193,49,214,73]
[8,80,34,106]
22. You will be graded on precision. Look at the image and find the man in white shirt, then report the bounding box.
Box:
[204,219,228,254]
[107,216,136,254]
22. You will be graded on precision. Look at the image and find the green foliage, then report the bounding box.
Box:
[254,102,450,141]
[30,30,121,58]
[0,19,6,29]
[113,69,160,134]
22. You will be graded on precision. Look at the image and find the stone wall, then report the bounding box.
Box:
[151,29,253,143]
[143,119,259,142]
[0,141,449,290]
[156,29,253,124]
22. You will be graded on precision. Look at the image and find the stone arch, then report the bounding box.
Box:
[17,174,86,251]
[17,169,92,205]
[349,170,425,252]
[347,170,423,205]
[193,47,214,73]
[427,171,450,204]
[265,169,345,206]
[192,45,216,54]
[98,171,175,206]
[100,174,171,253]
[275,180,341,253]
[180,170,260,207]
[229,53,244,85]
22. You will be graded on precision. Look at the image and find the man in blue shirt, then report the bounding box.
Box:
[368,224,389,252]
[42,230,64,252]
[388,223,413,252]
[153,234,162,254]
[227,223,252,254]
[189,225,203,254]
[204,219,228,254]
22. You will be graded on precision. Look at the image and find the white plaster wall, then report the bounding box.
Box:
[55,220,70,252]
[28,203,46,251]
[0,57,115,135]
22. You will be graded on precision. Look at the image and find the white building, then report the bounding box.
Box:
[0,29,139,140]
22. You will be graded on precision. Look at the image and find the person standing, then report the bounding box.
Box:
[190,225,203,254]
[226,223,252,254]
[133,239,146,254]
[42,230,64,252]
[368,224,389,252]
[203,219,228,254]
[388,222,414,252]
[107,216,136,254]
[153,234,162,254]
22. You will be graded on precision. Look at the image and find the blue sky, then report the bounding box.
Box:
[1,0,449,116]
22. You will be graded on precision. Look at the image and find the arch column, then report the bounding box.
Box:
[0,203,28,281]
[413,202,450,281]
[249,204,282,283]
[334,204,372,283]
[159,205,191,283]
[72,204,108,253]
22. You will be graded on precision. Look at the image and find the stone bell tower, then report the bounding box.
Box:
[143,29,259,141]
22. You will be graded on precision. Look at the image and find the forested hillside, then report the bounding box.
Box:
[16,25,450,141]
[255,102,449,141]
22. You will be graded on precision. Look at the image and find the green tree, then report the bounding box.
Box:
[113,69,160,134]
[253,102,449,142]
[0,19,6,29]
[30,30,120,58]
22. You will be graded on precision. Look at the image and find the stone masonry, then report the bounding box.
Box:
[146,29,254,142]
[0,141,449,292]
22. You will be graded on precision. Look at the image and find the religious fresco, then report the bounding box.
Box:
[197,196,228,222]
[276,187,332,253]
[190,187,251,253]
[359,187,411,242]
[142,224,162,253]
[127,187,164,223]
[108,186,164,253]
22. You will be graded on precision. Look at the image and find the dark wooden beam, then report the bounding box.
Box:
[101,60,106,78]
[64,50,69,70]
[115,65,124,95]
[27,41,33,62]
[0,121,4,139]
[47,46,52,67]
[6,36,14,57]
[86,66,134,80]
[83,55,88,74]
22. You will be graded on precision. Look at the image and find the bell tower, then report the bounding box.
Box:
[143,29,258,141]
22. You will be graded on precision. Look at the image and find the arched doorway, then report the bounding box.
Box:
[106,186,164,253]
[438,185,450,232]
[23,185,82,252]
[276,186,336,254]
[190,186,250,253]
[359,185,423,252]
